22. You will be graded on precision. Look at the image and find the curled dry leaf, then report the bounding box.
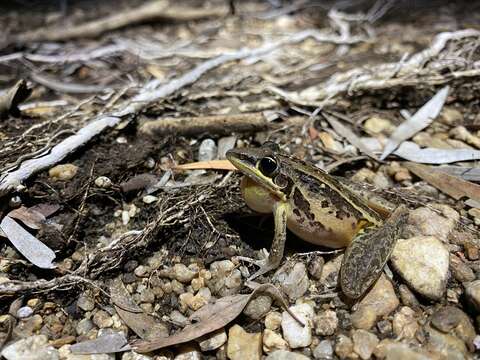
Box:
[380,86,449,160]
[0,80,32,118]
[0,216,56,269]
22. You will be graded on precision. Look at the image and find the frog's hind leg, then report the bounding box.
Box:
[237,201,289,280]
[340,205,408,299]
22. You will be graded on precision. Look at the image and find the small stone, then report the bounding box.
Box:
[265,350,310,360]
[206,260,242,296]
[398,284,421,308]
[265,311,282,331]
[352,329,379,360]
[122,351,154,360]
[138,287,155,304]
[439,107,463,126]
[276,262,309,301]
[243,295,272,320]
[319,254,343,288]
[227,325,262,360]
[124,260,138,272]
[134,265,149,277]
[49,164,78,181]
[95,176,112,188]
[281,303,313,348]
[173,263,197,283]
[198,139,217,162]
[189,287,211,311]
[391,236,449,300]
[334,335,353,359]
[49,336,75,348]
[392,307,419,339]
[170,310,189,327]
[59,344,114,359]
[13,314,43,337]
[406,206,459,242]
[425,324,468,360]
[308,257,324,280]
[262,329,289,353]
[93,310,114,328]
[450,254,475,282]
[75,318,94,335]
[314,310,337,336]
[142,195,158,204]
[198,328,227,351]
[464,280,480,312]
[217,136,237,159]
[16,306,33,318]
[376,320,392,336]
[171,280,185,294]
[2,335,59,360]
[465,244,479,260]
[430,306,476,351]
[77,294,95,312]
[351,274,399,330]
[364,116,395,134]
[375,341,431,360]
[313,340,333,359]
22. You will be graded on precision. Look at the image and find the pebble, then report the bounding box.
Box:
[406,206,459,242]
[93,310,114,328]
[398,284,421,308]
[95,176,112,189]
[439,107,463,125]
[352,329,379,360]
[280,263,310,301]
[313,310,338,336]
[464,280,480,312]
[122,351,154,360]
[281,303,314,348]
[173,263,197,283]
[430,306,476,351]
[334,335,353,359]
[16,306,33,318]
[2,335,59,360]
[351,274,399,330]
[450,254,475,282]
[364,116,395,134]
[49,164,78,181]
[265,311,282,331]
[170,310,189,327]
[138,287,155,304]
[206,260,242,296]
[391,236,449,300]
[307,257,324,280]
[227,325,262,360]
[77,294,95,312]
[198,328,227,351]
[75,318,94,336]
[134,265,149,277]
[262,329,289,353]
[319,254,343,288]
[375,341,431,360]
[198,139,217,161]
[142,195,158,204]
[217,136,237,159]
[13,314,43,337]
[392,307,419,339]
[313,340,334,359]
[265,350,310,360]
[424,324,468,360]
[243,295,272,320]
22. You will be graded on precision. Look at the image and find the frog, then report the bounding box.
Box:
[226,141,408,299]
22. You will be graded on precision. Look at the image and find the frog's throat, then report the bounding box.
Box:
[228,156,286,201]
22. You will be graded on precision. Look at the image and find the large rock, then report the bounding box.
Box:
[391,236,449,300]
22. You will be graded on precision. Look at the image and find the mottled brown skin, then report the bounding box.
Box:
[227,142,408,299]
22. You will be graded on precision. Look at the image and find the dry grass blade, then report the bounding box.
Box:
[174,160,236,171]
[405,162,480,203]
[0,216,56,269]
[380,86,449,160]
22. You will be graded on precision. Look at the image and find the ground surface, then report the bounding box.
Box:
[0,1,480,359]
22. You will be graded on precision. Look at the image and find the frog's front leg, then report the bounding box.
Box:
[239,201,289,280]
[340,205,409,299]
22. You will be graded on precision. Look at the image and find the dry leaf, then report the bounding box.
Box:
[0,80,32,118]
[380,86,449,160]
[70,333,131,354]
[405,162,480,203]
[174,160,236,171]
[109,278,168,340]
[8,206,46,230]
[0,216,56,269]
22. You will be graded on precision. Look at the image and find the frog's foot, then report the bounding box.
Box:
[237,251,280,280]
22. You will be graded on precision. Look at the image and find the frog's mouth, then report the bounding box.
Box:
[226,149,286,201]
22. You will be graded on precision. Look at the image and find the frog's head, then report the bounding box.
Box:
[226,141,290,200]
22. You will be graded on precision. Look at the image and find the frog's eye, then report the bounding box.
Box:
[258,156,278,177]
